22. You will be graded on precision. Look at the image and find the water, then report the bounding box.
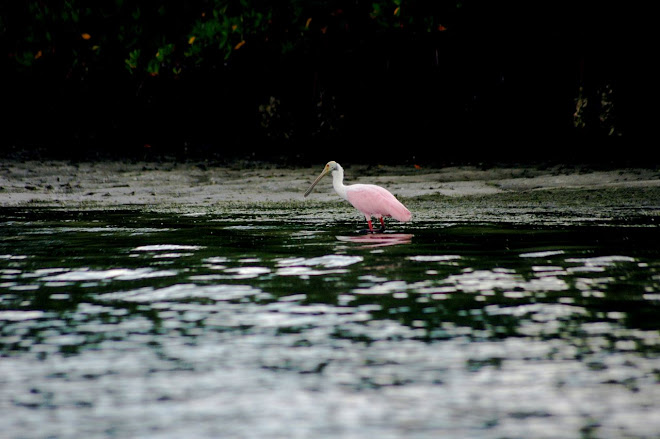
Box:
[1,204,659,439]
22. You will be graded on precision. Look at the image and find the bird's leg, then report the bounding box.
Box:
[378,217,386,233]
[362,218,385,234]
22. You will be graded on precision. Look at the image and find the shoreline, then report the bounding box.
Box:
[1,160,659,208]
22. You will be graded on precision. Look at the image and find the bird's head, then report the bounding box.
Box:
[304,161,342,197]
[325,161,340,174]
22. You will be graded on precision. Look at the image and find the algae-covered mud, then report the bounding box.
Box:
[1,160,659,206]
[1,162,659,438]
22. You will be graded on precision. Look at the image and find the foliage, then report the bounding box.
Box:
[574,83,621,137]
[2,0,636,159]
[3,0,458,80]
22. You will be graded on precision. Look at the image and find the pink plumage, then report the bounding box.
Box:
[346,184,412,222]
[304,161,412,232]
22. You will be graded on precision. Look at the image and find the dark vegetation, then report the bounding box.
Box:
[1,1,652,164]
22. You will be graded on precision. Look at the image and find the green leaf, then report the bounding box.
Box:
[125,49,140,73]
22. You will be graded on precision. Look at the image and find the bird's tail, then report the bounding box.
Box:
[392,206,412,222]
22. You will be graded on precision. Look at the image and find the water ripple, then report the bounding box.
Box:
[2,208,659,439]
[43,267,178,282]
[275,254,363,277]
[0,310,46,321]
[277,255,363,268]
[132,244,205,252]
[97,283,262,303]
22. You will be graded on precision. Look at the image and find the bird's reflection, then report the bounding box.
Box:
[336,233,413,248]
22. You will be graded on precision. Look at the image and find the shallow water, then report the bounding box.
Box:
[1,205,659,439]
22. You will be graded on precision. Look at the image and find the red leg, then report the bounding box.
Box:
[367,219,374,233]
[379,217,386,230]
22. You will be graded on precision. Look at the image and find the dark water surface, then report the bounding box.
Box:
[1,205,659,438]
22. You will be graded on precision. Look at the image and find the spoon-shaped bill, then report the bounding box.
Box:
[304,168,329,197]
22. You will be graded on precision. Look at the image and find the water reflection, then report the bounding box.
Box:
[336,233,413,248]
[1,207,659,439]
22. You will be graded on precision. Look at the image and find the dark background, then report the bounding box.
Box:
[1,1,653,165]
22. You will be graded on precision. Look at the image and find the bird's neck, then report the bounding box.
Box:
[332,167,348,200]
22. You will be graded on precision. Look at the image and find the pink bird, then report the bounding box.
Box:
[304,161,412,233]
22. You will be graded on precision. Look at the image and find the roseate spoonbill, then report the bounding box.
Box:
[304,161,412,233]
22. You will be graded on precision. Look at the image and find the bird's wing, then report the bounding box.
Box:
[346,184,411,221]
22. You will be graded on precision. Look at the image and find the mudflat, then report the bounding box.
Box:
[1,160,659,210]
